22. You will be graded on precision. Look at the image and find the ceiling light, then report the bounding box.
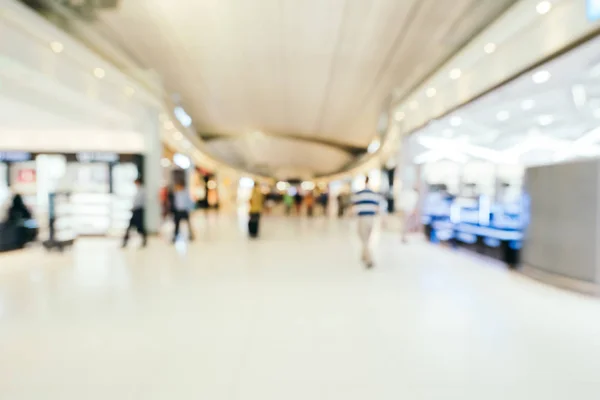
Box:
[449,116,463,127]
[93,67,105,79]
[484,42,496,54]
[409,101,419,110]
[368,139,381,153]
[538,114,554,126]
[50,41,64,54]
[449,68,462,80]
[426,87,437,98]
[395,111,405,121]
[173,131,183,140]
[532,70,551,84]
[496,110,510,121]
[536,1,552,15]
[521,99,536,110]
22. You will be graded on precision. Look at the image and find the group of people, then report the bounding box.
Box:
[122,179,196,248]
[281,191,329,217]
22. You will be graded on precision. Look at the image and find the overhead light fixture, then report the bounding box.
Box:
[449,116,463,127]
[484,42,496,54]
[368,139,381,153]
[532,70,551,84]
[50,41,64,54]
[538,114,554,126]
[426,87,437,98]
[496,110,510,121]
[536,1,552,15]
[409,101,419,110]
[521,99,536,110]
[449,68,462,80]
[173,131,183,140]
[395,111,405,121]
[93,67,105,79]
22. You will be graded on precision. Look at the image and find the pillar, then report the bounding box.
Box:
[142,108,162,233]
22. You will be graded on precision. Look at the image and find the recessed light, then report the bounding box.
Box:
[395,111,405,121]
[409,101,419,110]
[173,131,183,140]
[426,87,437,98]
[449,68,462,80]
[538,114,554,126]
[521,99,536,110]
[532,70,551,84]
[50,41,64,54]
[93,67,105,79]
[484,43,496,54]
[496,110,510,121]
[449,116,463,127]
[536,1,552,15]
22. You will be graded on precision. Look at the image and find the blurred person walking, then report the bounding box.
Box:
[122,178,147,248]
[294,191,303,215]
[172,182,195,243]
[305,191,315,217]
[248,182,264,238]
[283,192,294,216]
[352,177,381,268]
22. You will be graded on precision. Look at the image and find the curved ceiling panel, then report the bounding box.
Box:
[95,0,518,175]
[205,136,353,178]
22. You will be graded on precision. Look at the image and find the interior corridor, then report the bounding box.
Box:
[1,215,600,399]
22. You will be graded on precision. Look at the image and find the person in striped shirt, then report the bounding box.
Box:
[352,177,381,268]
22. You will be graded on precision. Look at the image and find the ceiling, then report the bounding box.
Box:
[94,0,518,177]
[409,34,600,166]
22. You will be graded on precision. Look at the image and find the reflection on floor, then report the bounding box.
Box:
[1,215,600,399]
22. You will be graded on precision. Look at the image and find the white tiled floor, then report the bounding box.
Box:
[1,214,600,399]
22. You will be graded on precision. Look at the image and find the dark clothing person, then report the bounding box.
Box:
[7,194,32,223]
[123,182,147,248]
[172,187,195,243]
[3,194,35,250]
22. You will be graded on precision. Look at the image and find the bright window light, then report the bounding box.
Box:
[426,87,437,98]
[521,99,536,110]
[496,110,510,121]
[484,43,496,54]
[532,70,551,84]
[449,68,462,80]
[173,153,191,169]
[536,1,552,15]
[449,116,463,127]
[301,181,315,191]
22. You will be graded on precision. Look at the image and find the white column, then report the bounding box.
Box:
[143,108,162,233]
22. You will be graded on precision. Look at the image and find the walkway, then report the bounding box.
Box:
[1,215,599,399]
